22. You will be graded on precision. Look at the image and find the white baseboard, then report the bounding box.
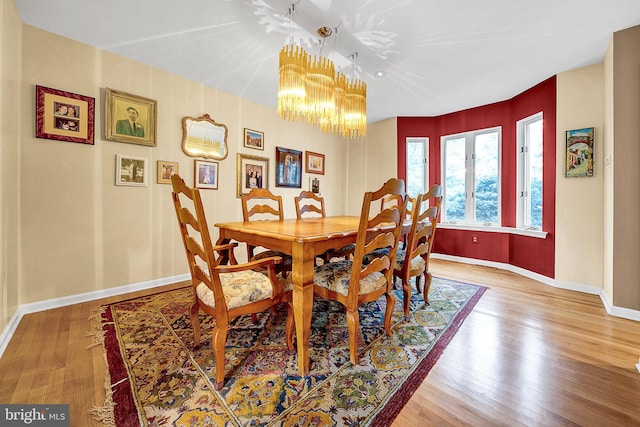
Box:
[431,253,640,322]
[0,273,190,359]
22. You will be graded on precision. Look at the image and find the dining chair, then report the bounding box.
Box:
[294,191,355,262]
[171,174,294,390]
[393,184,443,320]
[313,178,407,365]
[241,188,293,276]
[294,190,326,219]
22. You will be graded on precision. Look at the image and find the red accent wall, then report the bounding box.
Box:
[397,76,556,278]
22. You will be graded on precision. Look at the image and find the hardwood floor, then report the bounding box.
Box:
[1,260,639,426]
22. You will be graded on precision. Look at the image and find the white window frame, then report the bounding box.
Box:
[406,137,429,197]
[441,126,502,225]
[516,112,543,230]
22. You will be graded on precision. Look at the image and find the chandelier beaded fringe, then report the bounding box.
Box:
[277,45,367,139]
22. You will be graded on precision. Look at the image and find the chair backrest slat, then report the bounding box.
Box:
[295,191,326,219]
[404,184,443,274]
[349,178,407,303]
[171,174,227,311]
[241,188,284,221]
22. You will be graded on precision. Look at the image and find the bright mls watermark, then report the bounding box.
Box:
[0,405,69,426]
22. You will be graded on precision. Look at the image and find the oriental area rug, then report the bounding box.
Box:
[91,277,486,426]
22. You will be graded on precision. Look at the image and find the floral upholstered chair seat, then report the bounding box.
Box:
[314,259,387,296]
[197,270,292,310]
[393,248,426,272]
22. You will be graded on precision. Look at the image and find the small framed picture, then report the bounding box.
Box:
[243,128,264,150]
[305,151,325,175]
[105,88,157,147]
[565,127,594,177]
[35,85,95,145]
[311,177,320,194]
[157,160,178,184]
[237,153,269,197]
[275,146,302,188]
[116,155,148,187]
[195,160,219,190]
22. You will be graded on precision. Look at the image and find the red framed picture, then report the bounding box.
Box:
[35,85,95,145]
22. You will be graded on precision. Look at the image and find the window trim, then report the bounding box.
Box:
[440,126,502,226]
[405,137,429,198]
[516,112,543,230]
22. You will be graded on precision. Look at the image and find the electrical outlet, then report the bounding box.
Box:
[472,235,478,243]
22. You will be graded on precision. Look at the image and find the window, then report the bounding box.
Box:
[441,127,501,225]
[406,137,429,197]
[516,113,543,229]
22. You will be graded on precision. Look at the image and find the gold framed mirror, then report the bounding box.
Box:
[181,114,229,160]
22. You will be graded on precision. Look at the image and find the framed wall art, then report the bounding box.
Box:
[237,153,269,197]
[305,151,325,175]
[243,128,264,150]
[105,88,157,146]
[116,154,148,187]
[565,127,594,177]
[195,160,219,190]
[181,114,229,160]
[157,160,178,184]
[35,85,95,145]
[275,146,302,188]
[311,177,320,193]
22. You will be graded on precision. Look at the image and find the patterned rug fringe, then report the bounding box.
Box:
[87,306,117,427]
[86,306,109,350]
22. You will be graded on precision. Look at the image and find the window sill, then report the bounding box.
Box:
[438,223,548,239]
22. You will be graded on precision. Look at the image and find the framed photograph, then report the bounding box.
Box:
[116,155,148,187]
[35,85,95,145]
[195,160,219,190]
[275,146,302,188]
[105,88,157,147]
[311,177,320,193]
[237,153,269,197]
[566,127,594,177]
[305,151,325,175]
[181,114,229,160]
[243,128,264,150]
[157,160,178,184]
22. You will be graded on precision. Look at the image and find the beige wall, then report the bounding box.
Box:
[17,25,347,306]
[555,64,605,288]
[612,25,640,310]
[1,0,21,330]
[346,118,398,215]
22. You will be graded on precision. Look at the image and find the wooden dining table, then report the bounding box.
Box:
[215,215,363,376]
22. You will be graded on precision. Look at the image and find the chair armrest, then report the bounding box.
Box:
[213,256,282,274]
[212,242,238,252]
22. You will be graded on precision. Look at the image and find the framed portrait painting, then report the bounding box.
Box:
[35,85,95,145]
[243,128,264,150]
[275,147,302,188]
[305,151,325,175]
[565,127,594,177]
[116,155,148,187]
[105,88,157,146]
[237,153,268,197]
[195,160,219,190]
[157,160,178,184]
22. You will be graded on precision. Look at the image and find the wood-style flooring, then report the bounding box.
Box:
[0,260,639,426]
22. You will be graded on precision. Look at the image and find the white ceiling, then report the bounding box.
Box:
[16,0,640,124]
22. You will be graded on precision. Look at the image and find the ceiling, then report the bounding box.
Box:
[16,0,640,124]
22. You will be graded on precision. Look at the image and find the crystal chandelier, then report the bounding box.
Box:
[276,5,367,139]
